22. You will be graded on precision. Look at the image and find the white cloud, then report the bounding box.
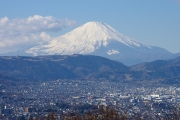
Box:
[40,32,51,41]
[0,17,9,26]
[0,15,76,54]
[0,32,51,54]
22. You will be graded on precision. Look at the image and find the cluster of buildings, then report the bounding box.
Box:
[0,80,180,119]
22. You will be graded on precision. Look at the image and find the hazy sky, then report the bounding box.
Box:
[0,0,180,54]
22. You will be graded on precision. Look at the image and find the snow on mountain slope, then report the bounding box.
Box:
[26,21,173,65]
[26,21,150,56]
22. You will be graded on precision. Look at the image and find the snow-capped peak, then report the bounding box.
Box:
[26,21,150,56]
[62,21,143,47]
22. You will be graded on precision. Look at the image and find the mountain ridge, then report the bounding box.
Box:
[0,55,180,85]
[2,21,178,65]
[0,55,128,81]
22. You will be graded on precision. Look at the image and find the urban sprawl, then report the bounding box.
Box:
[1,80,180,119]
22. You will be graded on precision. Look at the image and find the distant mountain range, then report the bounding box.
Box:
[2,21,179,65]
[0,55,180,85]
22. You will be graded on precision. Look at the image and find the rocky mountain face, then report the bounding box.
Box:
[0,55,180,85]
[24,21,174,65]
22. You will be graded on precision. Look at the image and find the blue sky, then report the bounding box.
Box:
[0,0,180,53]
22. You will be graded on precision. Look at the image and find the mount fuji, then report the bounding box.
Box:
[22,22,175,65]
